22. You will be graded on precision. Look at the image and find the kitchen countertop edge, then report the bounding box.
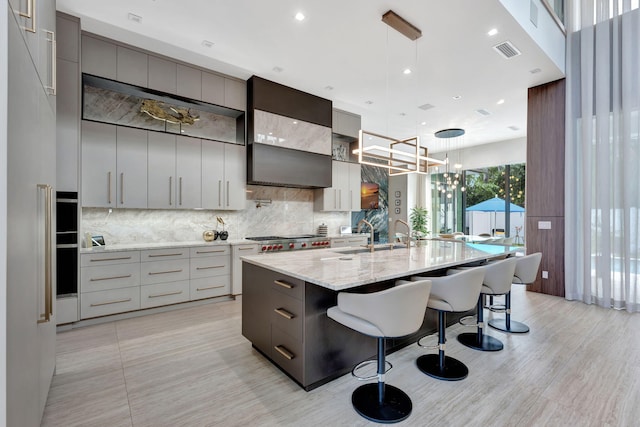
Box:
[80,239,258,253]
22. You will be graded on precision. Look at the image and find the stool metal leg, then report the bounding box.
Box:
[488,291,530,333]
[416,311,469,381]
[458,294,504,351]
[351,337,412,423]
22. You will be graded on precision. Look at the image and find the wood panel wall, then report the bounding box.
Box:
[526,79,565,296]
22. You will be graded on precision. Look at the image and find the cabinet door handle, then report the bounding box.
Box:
[108,171,112,204]
[196,265,224,270]
[44,30,56,95]
[196,249,226,254]
[218,180,222,207]
[334,189,337,210]
[18,0,36,33]
[196,284,225,291]
[274,308,295,320]
[274,280,294,289]
[226,181,230,207]
[338,189,341,210]
[120,172,124,205]
[149,290,183,298]
[179,177,183,206]
[238,247,254,251]
[148,253,184,258]
[274,345,295,360]
[169,176,173,206]
[350,190,353,210]
[37,184,53,323]
[148,269,183,275]
[90,298,132,307]
[90,256,132,262]
[90,274,132,282]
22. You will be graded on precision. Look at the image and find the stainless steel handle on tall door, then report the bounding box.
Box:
[37,184,53,324]
[120,173,124,205]
[44,30,56,95]
[226,181,230,207]
[179,177,183,206]
[169,176,173,206]
[108,171,112,204]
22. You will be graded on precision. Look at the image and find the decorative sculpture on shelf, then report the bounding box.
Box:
[140,99,200,125]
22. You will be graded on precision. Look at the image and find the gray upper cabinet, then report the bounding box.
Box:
[175,136,202,209]
[116,127,148,208]
[201,141,225,210]
[56,13,79,63]
[332,109,361,139]
[82,35,116,79]
[177,64,201,100]
[56,58,79,191]
[81,121,117,208]
[117,46,148,87]
[224,78,246,111]
[148,56,177,94]
[147,133,177,209]
[201,71,225,105]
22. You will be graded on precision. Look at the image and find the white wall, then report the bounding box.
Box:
[1,1,8,424]
[432,137,526,170]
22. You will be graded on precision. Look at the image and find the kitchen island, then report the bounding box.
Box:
[241,241,519,390]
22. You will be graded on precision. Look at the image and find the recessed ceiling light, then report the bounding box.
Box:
[497,99,505,105]
[295,12,305,21]
[365,100,374,105]
[421,121,427,125]
[201,40,214,48]
[488,28,498,36]
[452,95,462,100]
[530,68,542,74]
[403,68,412,75]
[272,66,283,73]
[324,85,334,91]
[292,121,298,125]
[127,13,142,23]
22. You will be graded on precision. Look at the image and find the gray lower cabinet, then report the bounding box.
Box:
[189,246,230,300]
[231,243,259,294]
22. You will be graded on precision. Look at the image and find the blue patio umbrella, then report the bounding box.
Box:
[466,197,524,212]
[466,197,524,236]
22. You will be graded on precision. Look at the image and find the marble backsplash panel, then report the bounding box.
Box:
[253,110,331,155]
[81,185,351,245]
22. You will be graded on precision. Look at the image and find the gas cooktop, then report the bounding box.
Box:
[245,234,329,252]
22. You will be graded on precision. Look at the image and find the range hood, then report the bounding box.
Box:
[247,76,333,188]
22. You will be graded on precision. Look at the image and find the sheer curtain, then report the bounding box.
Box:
[565,0,640,312]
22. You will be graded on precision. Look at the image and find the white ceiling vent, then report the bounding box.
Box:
[476,109,491,116]
[493,41,521,59]
[418,103,435,111]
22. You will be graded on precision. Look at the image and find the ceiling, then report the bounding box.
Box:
[57,0,565,153]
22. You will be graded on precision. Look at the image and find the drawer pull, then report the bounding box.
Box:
[238,247,255,251]
[274,308,295,320]
[148,269,183,275]
[149,290,183,298]
[196,265,224,270]
[196,249,226,254]
[274,345,295,360]
[90,298,132,307]
[274,280,294,289]
[196,284,225,291]
[90,256,132,262]
[90,274,132,282]
[148,253,184,258]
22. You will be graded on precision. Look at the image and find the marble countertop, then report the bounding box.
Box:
[241,241,521,291]
[79,239,257,253]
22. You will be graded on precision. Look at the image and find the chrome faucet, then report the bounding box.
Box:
[357,219,375,253]
[393,219,412,248]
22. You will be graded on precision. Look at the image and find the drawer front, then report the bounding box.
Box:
[269,271,305,300]
[190,256,230,279]
[140,280,190,309]
[190,276,230,300]
[271,292,303,341]
[141,247,189,262]
[271,326,303,383]
[345,236,368,246]
[81,263,140,293]
[190,245,230,258]
[141,259,190,285]
[330,238,347,248]
[80,287,140,319]
[233,244,259,256]
[81,250,140,267]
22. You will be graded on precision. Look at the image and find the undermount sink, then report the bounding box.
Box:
[335,244,409,255]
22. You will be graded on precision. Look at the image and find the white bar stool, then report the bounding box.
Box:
[411,268,485,381]
[455,257,517,352]
[327,280,432,424]
[489,252,542,333]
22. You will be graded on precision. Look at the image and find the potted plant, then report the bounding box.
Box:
[410,206,430,239]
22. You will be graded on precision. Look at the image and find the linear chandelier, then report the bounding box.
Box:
[354,130,445,175]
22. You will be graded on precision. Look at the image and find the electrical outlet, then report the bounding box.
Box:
[542,271,549,279]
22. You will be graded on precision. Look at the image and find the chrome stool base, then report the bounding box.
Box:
[351,383,412,424]
[416,354,468,381]
[488,318,530,333]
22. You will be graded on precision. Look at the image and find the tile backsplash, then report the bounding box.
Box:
[81,185,350,245]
